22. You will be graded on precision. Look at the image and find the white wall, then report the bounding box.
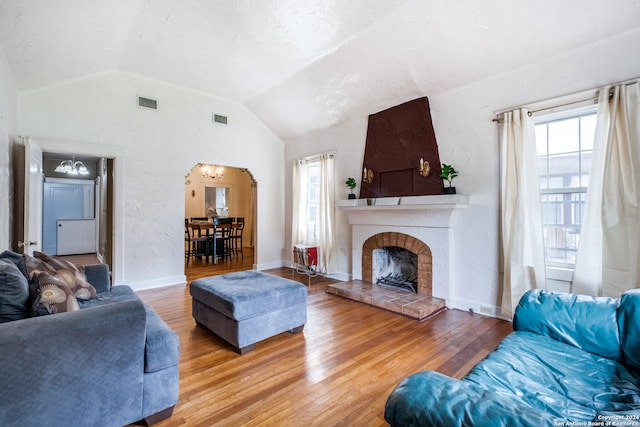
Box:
[0,45,18,249]
[19,71,285,289]
[284,30,640,314]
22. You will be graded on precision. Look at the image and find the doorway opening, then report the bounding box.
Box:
[13,137,123,283]
[41,153,113,267]
[184,163,257,274]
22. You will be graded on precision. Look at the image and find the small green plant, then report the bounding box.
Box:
[345,177,357,190]
[439,164,458,188]
[345,177,357,199]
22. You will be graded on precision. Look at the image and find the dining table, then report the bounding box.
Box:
[188,220,234,264]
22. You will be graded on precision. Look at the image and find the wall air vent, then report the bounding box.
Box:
[137,96,158,110]
[213,113,228,125]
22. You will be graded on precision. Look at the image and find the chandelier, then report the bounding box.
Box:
[54,156,89,175]
[200,163,224,181]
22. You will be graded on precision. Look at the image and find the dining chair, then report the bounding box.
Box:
[209,217,234,263]
[185,218,208,264]
[230,217,245,257]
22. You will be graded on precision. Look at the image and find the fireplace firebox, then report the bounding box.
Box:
[373,246,418,292]
[363,232,432,295]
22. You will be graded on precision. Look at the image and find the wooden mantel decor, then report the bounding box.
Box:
[360,97,444,198]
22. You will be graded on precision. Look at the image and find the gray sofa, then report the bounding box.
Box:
[0,251,180,427]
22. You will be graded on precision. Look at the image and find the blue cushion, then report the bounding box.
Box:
[513,289,622,360]
[79,285,180,373]
[384,370,551,427]
[465,331,640,419]
[618,289,640,370]
[0,259,30,322]
[78,285,138,308]
[0,250,29,278]
[83,263,111,293]
[190,270,307,321]
[144,305,180,373]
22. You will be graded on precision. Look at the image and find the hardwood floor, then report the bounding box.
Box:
[136,249,513,426]
[184,247,257,282]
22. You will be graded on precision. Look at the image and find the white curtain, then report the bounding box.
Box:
[291,159,308,250]
[573,82,640,297]
[291,153,337,274]
[500,109,547,318]
[317,153,337,273]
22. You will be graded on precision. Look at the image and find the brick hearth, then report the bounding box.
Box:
[326,280,445,320]
[327,231,444,319]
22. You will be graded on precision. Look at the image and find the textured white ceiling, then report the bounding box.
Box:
[2,0,640,140]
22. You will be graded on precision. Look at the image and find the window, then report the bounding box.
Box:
[535,107,597,267]
[305,160,320,242]
[292,151,336,273]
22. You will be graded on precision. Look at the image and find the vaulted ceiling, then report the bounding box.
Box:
[1,0,639,140]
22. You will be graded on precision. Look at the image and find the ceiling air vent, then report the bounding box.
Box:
[137,96,158,110]
[213,113,228,125]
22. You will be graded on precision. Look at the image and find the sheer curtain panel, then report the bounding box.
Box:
[291,159,309,250]
[573,82,640,297]
[500,109,547,318]
[291,153,337,274]
[317,153,337,274]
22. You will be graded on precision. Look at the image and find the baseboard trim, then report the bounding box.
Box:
[129,275,187,291]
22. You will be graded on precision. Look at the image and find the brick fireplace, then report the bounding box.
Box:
[363,232,432,295]
[328,195,468,319]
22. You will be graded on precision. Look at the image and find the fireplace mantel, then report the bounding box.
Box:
[337,194,469,228]
[339,194,469,305]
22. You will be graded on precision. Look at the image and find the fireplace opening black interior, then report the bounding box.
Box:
[372,246,418,292]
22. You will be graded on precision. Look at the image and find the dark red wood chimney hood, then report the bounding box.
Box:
[359,97,444,199]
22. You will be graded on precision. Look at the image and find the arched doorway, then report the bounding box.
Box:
[184,163,257,272]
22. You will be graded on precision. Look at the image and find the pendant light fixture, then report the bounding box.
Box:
[54,156,90,175]
[199,163,224,181]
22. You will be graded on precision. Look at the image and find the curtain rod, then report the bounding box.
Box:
[296,150,335,164]
[491,96,597,123]
[492,77,639,123]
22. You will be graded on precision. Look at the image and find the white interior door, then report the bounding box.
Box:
[43,179,95,254]
[19,137,43,255]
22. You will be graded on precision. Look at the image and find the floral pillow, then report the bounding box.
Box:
[31,271,80,316]
[24,254,57,278]
[32,251,97,300]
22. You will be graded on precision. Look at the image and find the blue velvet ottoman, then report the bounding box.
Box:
[190,270,308,354]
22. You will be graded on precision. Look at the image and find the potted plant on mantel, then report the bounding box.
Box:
[439,164,458,194]
[345,177,357,199]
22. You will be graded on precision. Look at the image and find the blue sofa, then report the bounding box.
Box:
[0,252,180,427]
[384,289,640,426]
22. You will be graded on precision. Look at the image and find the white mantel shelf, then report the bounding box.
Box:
[336,194,469,209]
[336,194,469,228]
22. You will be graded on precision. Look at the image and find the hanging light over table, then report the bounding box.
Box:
[200,163,224,181]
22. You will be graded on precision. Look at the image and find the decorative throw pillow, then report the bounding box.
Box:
[0,259,30,322]
[32,251,97,300]
[24,253,57,278]
[0,250,30,279]
[31,271,80,316]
